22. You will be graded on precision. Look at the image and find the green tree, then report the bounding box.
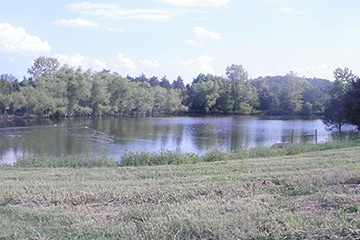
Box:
[301,102,313,116]
[160,76,172,89]
[189,77,220,113]
[9,91,25,115]
[20,86,56,117]
[0,74,18,95]
[0,93,10,116]
[226,64,258,114]
[344,77,360,130]
[323,68,356,132]
[149,76,160,87]
[90,73,111,115]
[172,76,185,89]
[278,72,308,115]
[28,57,60,81]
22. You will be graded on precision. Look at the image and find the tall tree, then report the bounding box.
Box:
[90,73,110,115]
[344,77,360,130]
[278,72,309,115]
[135,73,148,83]
[0,74,18,95]
[27,57,60,80]
[172,76,185,89]
[323,68,356,132]
[149,76,160,86]
[189,76,220,113]
[160,76,172,89]
[226,64,258,114]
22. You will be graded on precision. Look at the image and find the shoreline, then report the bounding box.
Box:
[3,138,359,168]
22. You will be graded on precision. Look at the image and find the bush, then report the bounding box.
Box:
[121,150,200,167]
[203,149,228,162]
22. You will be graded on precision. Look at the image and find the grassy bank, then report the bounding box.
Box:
[121,139,360,166]
[1,147,360,239]
[12,139,360,168]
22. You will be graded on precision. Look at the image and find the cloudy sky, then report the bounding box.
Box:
[0,0,359,83]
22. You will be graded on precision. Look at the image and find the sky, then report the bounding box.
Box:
[0,0,359,83]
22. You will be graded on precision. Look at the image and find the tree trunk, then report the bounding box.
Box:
[338,122,342,133]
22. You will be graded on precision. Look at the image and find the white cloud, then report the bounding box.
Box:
[175,59,196,66]
[173,55,215,74]
[198,55,215,73]
[0,22,51,55]
[186,39,203,47]
[118,53,137,70]
[194,26,221,40]
[69,2,173,22]
[160,0,230,7]
[107,27,124,32]
[198,55,214,63]
[278,7,303,15]
[54,53,107,71]
[140,59,160,68]
[54,18,99,28]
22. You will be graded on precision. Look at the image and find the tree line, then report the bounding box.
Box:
[0,57,359,131]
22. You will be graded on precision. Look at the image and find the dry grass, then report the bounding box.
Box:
[1,147,360,239]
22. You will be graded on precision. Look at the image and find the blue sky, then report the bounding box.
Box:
[0,0,359,83]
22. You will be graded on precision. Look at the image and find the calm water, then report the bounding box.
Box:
[0,116,357,164]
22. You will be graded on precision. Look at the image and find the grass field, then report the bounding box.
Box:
[1,147,360,239]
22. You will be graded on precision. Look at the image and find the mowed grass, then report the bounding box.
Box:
[0,147,360,239]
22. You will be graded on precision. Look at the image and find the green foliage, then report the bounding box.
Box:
[121,150,200,166]
[301,102,313,116]
[159,76,172,89]
[188,67,259,114]
[203,149,229,162]
[90,71,111,115]
[323,68,358,132]
[1,58,189,118]
[189,77,220,113]
[2,58,360,121]
[172,76,185,89]
[27,57,60,80]
[120,139,360,167]
[226,64,259,114]
[253,72,327,115]
[344,78,360,129]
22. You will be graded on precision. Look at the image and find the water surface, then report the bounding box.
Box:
[0,116,357,164]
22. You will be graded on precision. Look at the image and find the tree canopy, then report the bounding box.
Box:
[5,56,360,126]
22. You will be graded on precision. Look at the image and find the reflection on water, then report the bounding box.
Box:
[0,116,358,164]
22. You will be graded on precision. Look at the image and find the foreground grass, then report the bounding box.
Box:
[1,147,360,239]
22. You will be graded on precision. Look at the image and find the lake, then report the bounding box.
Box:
[0,116,357,165]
